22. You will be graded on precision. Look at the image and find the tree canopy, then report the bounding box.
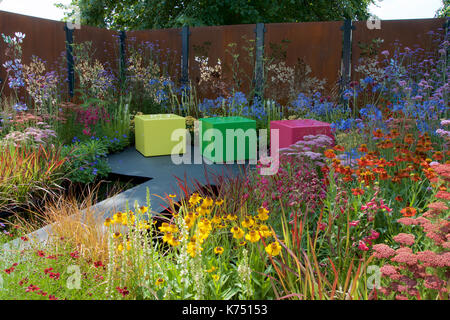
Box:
[57,0,375,30]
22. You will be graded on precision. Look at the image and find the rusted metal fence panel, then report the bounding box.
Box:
[265,21,344,103]
[351,18,446,81]
[189,24,256,100]
[0,10,446,106]
[0,11,66,98]
[126,28,182,83]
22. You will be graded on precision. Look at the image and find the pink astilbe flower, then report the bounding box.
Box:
[393,233,415,246]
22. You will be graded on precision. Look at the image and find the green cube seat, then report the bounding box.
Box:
[135,114,186,157]
[199,116,257,163]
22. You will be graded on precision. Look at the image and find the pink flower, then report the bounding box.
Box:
[358,240,369,251]
[380,264,397,277]
[372,244,396,259]
[393,233,415,246]
[349,220,359,227]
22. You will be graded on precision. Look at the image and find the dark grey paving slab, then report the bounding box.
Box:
[106,145,249,214]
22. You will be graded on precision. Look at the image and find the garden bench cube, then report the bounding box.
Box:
[199,116,257,163]
[271,119,334,149]
[135,114,186,157]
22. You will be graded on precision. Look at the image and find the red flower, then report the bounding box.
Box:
[25,284,40,293]
[36,250,46,257]
[116,286,130,297]
[94,261,104,268]
[324,149,336,159]
[70,251,80,259]
[351,188,364,196]
[49,295,58,300]
[21,236,29,242]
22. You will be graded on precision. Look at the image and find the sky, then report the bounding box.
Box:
[0,0,445,22]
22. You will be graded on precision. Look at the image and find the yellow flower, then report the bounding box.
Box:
[202,197,214,208]
[231,226,245,239]
[195,205,210,216]
[187,242,203,257]
[265,242,282,256]
[184,217,195,229]
[168,224,179,234]
[159,222,170,233]
[245,230,261,243]
[211,215,222,224]
[256,207,269,221]
[168,237,180,247]
[226,213,238,221]
[212,274,219,281]
[214,247,224,255]
[259,225,273,238]
[113,212,123,224]
[163,232,173,243]
[155,278,165,287]
[138,206,148,214]
[241,217,255,228]
[113,232,122,239]
[138,221,150,230]
[198,218,212,233]
[239,241,247,246]
[169,194,177,198]
[217,221,227,229]
[117,243,124,252]
[189,193,202,206]
[215,199,224,206]
[104,218,112,227]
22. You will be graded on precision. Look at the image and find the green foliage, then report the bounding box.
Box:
[57,0,375,30]
[62,139,111,184]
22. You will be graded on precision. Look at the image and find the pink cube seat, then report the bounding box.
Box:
[270,119,334,149]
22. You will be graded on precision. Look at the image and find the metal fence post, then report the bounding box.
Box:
[340,19,354,102]
[181,25,190,86]
[64,22,75,98]
[119,30,127,91]
[254,22,266,99]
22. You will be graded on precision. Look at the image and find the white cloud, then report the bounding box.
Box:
[0,0,71,21]
[369,0,443,20]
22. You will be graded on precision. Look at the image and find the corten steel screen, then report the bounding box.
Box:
[189,24,256,100]
[73,24,120,69]
[0,11,66,98]
[265,21,344,100]
[127,28,182,84]
[351,18,447,81]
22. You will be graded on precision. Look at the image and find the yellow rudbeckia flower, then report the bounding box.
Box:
[265,242,282,256]
[256,207,269,221]
[230,226,245,239]
[242,217,255,228]
[104,218,112,227]
[155,278,165,287]
[245,230,261,243]
[214,247,224,255]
